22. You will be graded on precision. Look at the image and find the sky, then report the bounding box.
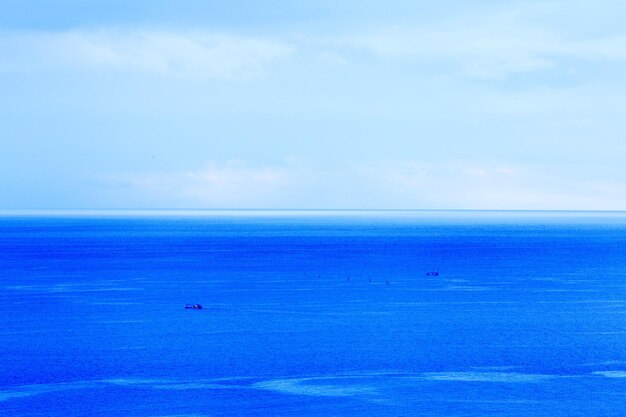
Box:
[1,0,626,210]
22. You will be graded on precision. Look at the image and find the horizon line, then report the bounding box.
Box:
[2,208,626,217]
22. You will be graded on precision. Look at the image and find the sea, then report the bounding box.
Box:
[1,210,625,416]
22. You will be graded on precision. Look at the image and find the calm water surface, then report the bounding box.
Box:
[1,211,625,416]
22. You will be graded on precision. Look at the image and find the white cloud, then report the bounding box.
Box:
[3,10,626,83]
[334,12,626,79]
[0,29,294,78]
[353,160,626,210]
[103,161,294,207]
[98,160,626,210]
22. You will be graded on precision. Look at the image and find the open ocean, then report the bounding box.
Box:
[1,210,625,416]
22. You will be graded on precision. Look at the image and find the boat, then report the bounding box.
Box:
[426,271,439,276]
[184,304,203,309]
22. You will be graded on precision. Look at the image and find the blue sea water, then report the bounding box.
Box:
[1,210,625,416]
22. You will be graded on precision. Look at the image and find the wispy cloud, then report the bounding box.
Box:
[359,160,626,210]
[3,11,626,82]
[334,12,626,79]
[0,29,294,78]
[97,159,626,210]
[103,161,294,207]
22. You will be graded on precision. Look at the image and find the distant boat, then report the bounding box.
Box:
[184,304,203,309]
[426,272,439,276]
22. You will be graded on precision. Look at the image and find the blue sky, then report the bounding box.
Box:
[2,0,626,209]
